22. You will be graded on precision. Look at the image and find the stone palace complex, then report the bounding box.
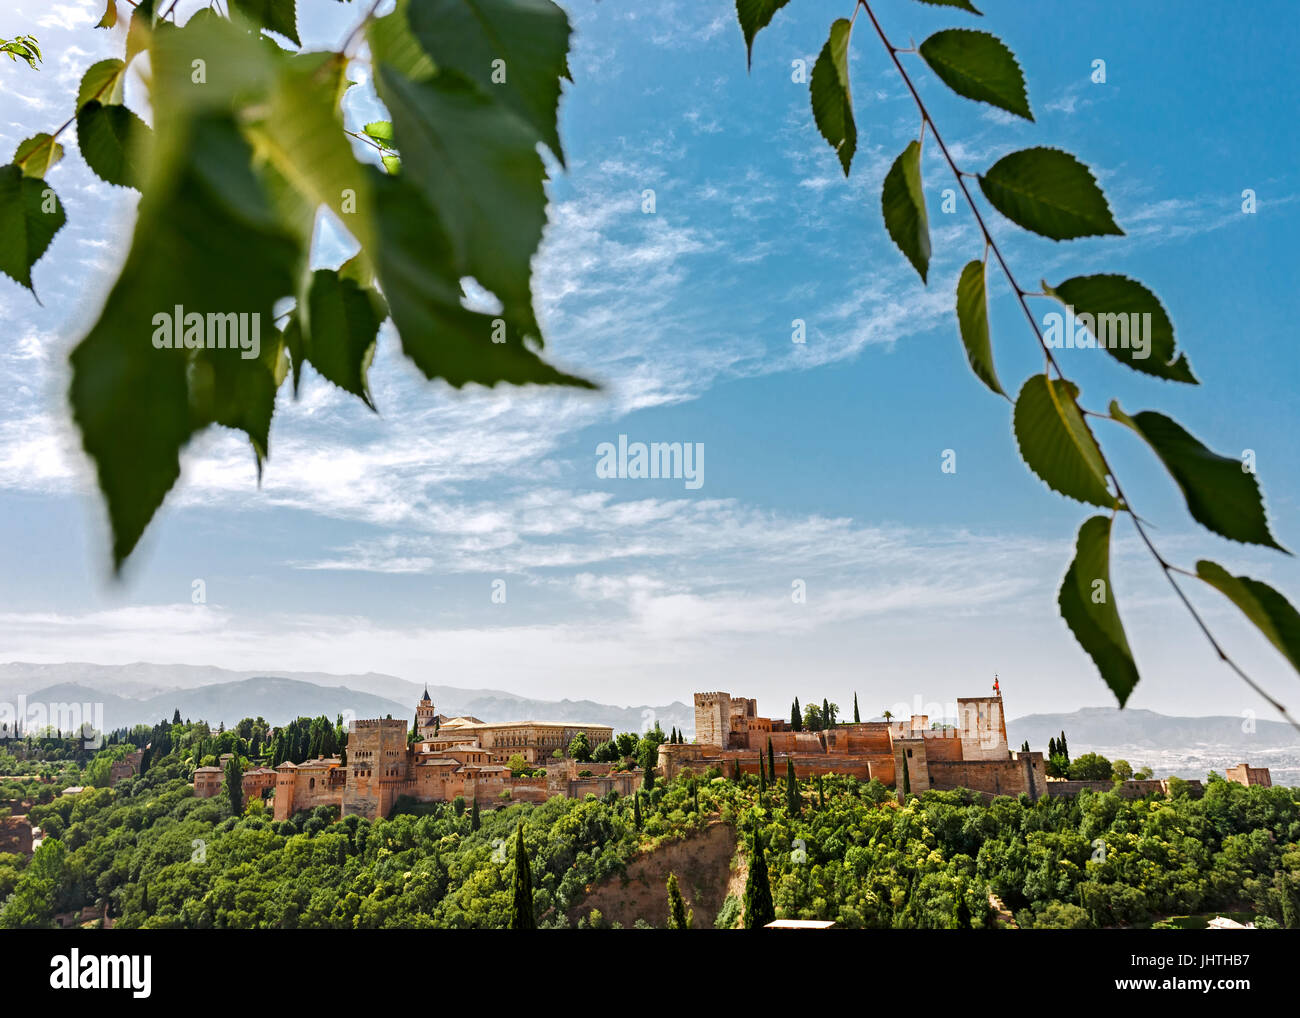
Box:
[193,682,1273,820]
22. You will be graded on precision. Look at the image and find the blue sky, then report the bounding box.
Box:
[1,0,1297,723]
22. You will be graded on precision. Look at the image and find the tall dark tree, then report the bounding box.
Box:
[732,758,742,782]
[743,823,775,928]
[641,745,656,791]
[790,699,801,731]
[767,738,775,783]
[172,709,181,725]
[902,753,911,796]
[853,693,860,724]
[758,754,767,793]
[823,698,832,728]
[786,758,800,816]
[816,773,824,810]
[224,755,243,817]
[470,799,481,831]
[666,872,691,929]
[633,792,642,831]
[509,823,534,930]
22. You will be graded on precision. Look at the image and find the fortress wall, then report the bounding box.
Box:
[927,759,1026,798]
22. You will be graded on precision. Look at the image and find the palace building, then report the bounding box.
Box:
[660,683,1050,802]
[216,690,620,821]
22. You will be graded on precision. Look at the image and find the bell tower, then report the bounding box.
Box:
[416,687,436,738]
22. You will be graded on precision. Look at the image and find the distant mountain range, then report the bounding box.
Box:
[1006,707,1296,752]
[1008,707,1300,785]
[0,662,694,735]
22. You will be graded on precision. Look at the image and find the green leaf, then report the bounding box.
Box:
[913,0,982,13]
[125,0,167,67]
[242,53,374,255]
[1043,274,1196,384]
[407,0,572,164]
[881,140,929,282]
[76,102,153,190]
[294,268,386,407]
[374,64,548,340]
[1058,515,1139,706]
[0,164,66,291]
[918,29,1031,121]
[381,154,401,175]
[369,168,593,389]
[1109,402,1286,551]
[229,0,300,46]
[955,259,1004,396]
[736,0,792,68]
[362,121,396,151]
[13,134,63,178]
[1195,560,1300,676]
[1013,375,1115,507]
[77,59,126,110]
[368,0,435,83]
[810,18,855,176]
[68,117,298,571]
[979,147,1122,241]
[96,1,118,30]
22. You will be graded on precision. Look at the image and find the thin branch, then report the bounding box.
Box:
[857,0,1298,731]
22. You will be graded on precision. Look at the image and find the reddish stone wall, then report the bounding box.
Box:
[0,816,33,855]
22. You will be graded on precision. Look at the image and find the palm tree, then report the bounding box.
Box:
[882,710,894,723]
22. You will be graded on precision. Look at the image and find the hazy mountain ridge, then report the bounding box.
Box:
[1008,707,1300,786]
[0,663,693,734]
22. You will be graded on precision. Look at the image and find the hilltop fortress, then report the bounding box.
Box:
[195,681,1255,820]
[196,690,625,820]
[661,687,1050,801]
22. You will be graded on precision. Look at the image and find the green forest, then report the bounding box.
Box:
[2,720,1297,929]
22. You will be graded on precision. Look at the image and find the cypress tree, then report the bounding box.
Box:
[470,799,481,831]
[633,792,642,831]
[792,697,802,732]
[743,822,775,928]
[786,758,800,815]
[902,753,911,796]
[666,872,691,930]
[767,739,775,783]
[823,698,831,728]
[509,823,534,929]
[817,774,824,810]
[1049,736,1058,758]
[224,756,243,816]
[853,693,860,724]
[732,758,742,782]
[642,746,655,792]
[758,755,767,793]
